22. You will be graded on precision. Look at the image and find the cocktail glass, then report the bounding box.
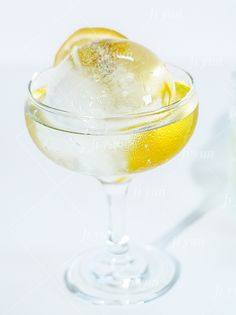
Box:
[25,65,198,305]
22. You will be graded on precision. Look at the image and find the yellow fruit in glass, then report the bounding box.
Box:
[128,82,198,172]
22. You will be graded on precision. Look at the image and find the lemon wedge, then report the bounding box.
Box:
[128,82,198,172]
[54,27,127,65]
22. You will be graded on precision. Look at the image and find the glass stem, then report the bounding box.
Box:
[102,181,130,256]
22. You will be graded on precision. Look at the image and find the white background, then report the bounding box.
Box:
[0,0,236,314]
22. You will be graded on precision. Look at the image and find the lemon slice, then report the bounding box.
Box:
[54,27,127,65]
[128,81,198,172]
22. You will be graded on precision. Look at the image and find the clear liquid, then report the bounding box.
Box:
[25,81,198,181]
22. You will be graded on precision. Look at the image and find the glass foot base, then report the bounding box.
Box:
[64,245,180,305]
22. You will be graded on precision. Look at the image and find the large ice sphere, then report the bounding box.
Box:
[32,39,175,117]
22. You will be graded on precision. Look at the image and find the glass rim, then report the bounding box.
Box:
[27,64,195,120]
